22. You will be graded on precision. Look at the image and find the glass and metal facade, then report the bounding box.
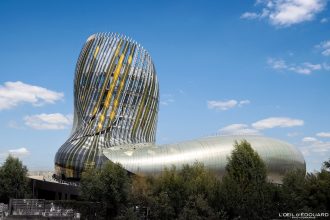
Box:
[55,33,306,182]
[55,33,159,179]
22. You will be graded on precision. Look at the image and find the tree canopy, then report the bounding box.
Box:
[0,155,29,203]
[220,140,275,220]
[79,143,330,220]
[80,161,130,219]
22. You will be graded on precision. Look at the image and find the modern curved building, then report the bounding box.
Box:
[55,33,305,183]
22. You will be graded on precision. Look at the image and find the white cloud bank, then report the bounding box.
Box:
[0,147,30,161]
[207,99,250,111]
[9,148,30,157]
[267,58,324,75]
[219,124,260,135]
[160,98,175,106]
[241,0,327,27]
[24,113,73,130]
[302,137,318,142]
[316,132,330,138]
[300,136,330,156]
[252,117,304,130]
[0,81,63,110]
[219,117,303,135]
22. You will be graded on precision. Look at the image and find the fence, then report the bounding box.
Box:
[8,199,89,219]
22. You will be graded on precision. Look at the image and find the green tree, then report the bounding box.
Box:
[178,194,224,220]
[80,167,103,202]
[279,161,330,213]
[0,155,29,203]
[304,170,330,212]
[80,161,130,219]
[146,163,226,220]
[220,140,275,219]
[280,169,309,212]
[323,158,330,170]
[148,166,184,219]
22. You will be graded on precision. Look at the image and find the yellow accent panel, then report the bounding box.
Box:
[132,77,150,137]
[80,38,104,114]
[91,40,123,116]
[110,111,115,120]
[97,123,102,130]
[93,46,100,58]
[108,51,135,122]
[140,75,156,132]
[128,55,132,64]
[97,42,129,131]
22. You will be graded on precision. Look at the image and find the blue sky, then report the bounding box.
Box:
[0,0,329,172]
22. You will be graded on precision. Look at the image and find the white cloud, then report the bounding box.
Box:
[0,147,30,161]
[160,98,175,106]
[238,100,251,107]
[219,116,303,135]
[240,12,260,19]
[300,137,330,155]
[219,124,261,135]
[9,148,30,157]
[303,62,322,70]
[267,58,288,69]
[208,100,237,110]
[24,113,73,130]
[268,58,324,75]
[241,0,327,27]
[0,81,63,110]
[302,137,318,142]
[316,132,330,138]
[316,40,330,56]
[298,136,330,171]
[208,99,250,111]
[160,94,175,106]
[252,117,304,130]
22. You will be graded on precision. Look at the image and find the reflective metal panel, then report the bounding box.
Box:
[55,33,159,179]
[103,135,306,183]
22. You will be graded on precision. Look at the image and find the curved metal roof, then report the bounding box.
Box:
[103,135,306,183]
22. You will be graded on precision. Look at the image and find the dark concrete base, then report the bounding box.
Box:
[29,177,79,200]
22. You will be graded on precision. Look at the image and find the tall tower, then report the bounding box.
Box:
[55,33,159,179]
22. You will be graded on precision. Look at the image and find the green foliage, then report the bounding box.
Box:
[280,169,309,212]
[1,142,329,219]
[178,194,224,220]
[80,161,130,219]
[115,207,139,220]
[125,163,227,220]
[225,140,267,186]
[80,167,103,202]
[129,175,154,214]
[220,140,275,220]
[279,167,330,213]
[0,155,29,203]
[323,158,330,170]
[79,142,330,219]
[305,170,330,212]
